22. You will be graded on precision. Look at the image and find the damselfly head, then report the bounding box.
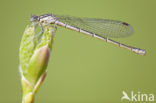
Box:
[30,15,39,22]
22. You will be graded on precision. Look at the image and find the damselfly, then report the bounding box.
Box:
[30,14,146,55]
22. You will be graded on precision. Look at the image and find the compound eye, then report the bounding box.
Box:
[30,15,39,22]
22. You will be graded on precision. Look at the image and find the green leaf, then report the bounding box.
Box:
[19,23,54,103]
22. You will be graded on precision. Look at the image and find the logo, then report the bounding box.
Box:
[121,91,155,102]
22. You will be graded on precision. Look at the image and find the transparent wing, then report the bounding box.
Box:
[56,15,133,38]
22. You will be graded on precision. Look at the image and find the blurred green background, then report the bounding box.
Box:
[0,0,156,103]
